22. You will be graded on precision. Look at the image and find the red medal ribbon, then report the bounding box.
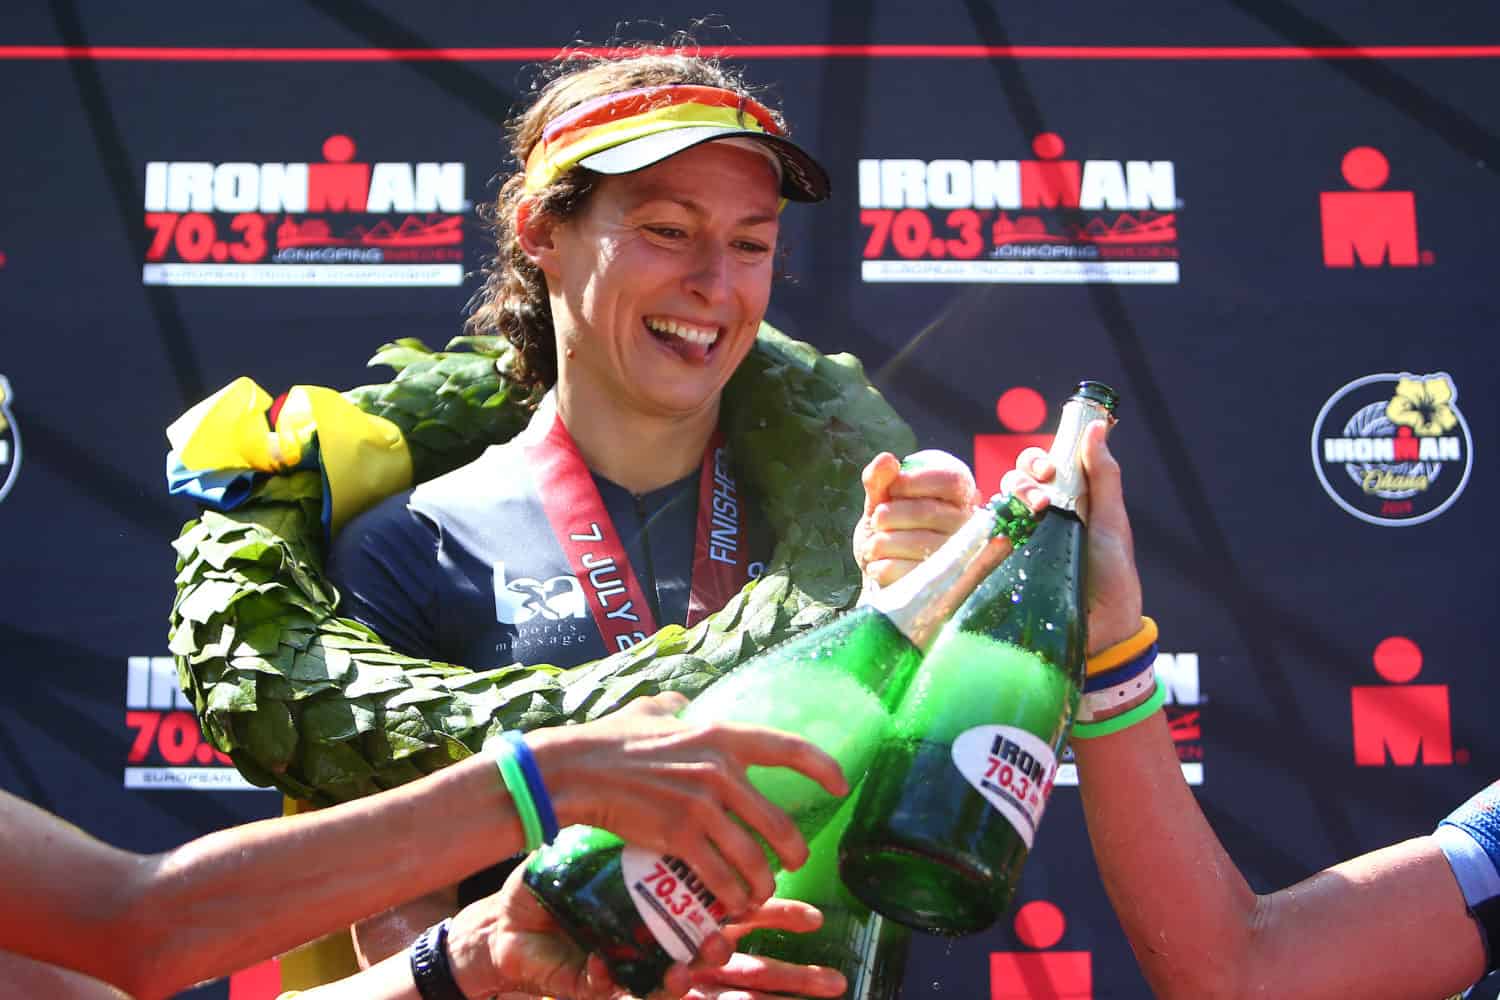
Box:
[521,396,750,653]
[687,431,748,626]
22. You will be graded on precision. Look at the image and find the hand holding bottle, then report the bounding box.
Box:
[668,900,849,1000]
[529,692,849,916]
[439,863,845,1000]
[855,449,982,589]
[525,497,1018,993]
[840,382,1118,935]
[1001,418,1143,654]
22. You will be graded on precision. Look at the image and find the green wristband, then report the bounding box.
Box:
[1069,678,1166,741]
[492,739,545,851]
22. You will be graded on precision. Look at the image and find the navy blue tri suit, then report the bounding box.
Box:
[325,405,771,902]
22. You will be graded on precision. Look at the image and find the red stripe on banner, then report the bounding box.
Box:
[3,44,1500,61]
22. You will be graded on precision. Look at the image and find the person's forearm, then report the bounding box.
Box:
[353,889,461,968]
[1075,715,1486,1000]
[120,753,522,997]
[0,950,132,1000]
[294,947,421,1000]
[1073,711,1259,999]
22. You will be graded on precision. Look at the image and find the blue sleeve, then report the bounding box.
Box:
[1437,780,1500,977]
[325,490,443,661]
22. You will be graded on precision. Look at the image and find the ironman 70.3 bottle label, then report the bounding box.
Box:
[952,725,1058,848]
[620,848,729,962]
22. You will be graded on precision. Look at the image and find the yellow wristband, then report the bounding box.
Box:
[1086,616,1158,677]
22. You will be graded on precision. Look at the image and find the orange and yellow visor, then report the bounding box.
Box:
[523,84,829,202]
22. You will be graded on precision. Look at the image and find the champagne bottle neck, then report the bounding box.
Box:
[865,503,1014,649]
[945,503,1089,672]
[1043,393,1114,518]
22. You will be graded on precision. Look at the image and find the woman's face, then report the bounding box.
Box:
[542,140,781,421]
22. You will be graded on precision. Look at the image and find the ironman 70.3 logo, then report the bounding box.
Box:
[141,134,466,287]
[1312,373,1473,526]
[859,133,1180,285]
[126,656,262,790]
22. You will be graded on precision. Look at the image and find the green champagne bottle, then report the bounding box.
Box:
[839,381,1119,936]
[523,495,1020,996]
[741,793,912,1000]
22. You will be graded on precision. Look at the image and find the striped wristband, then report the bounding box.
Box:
[489,734,544,852]
[1070,678,1166,740]
[1077,659,1157,723]
[1076,617,1159,724]
[501,730,558,845]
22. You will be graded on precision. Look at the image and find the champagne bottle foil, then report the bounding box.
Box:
[1042,395,1114,521]
[867,502,1012,649]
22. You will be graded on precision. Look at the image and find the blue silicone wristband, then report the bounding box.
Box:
[503,731,558,845]
[1083,643,1158,693]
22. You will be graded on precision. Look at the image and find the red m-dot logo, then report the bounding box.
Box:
[1350,636,1456,766]
[991,900,1091,999]
[1320,147,1425,268]
[974,387,1054,498]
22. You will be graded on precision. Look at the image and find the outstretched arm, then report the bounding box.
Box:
[0,753,519,1000]
[0,950,132,999]
[0,693,845,1000]
[1012,423,1489,1000]
[1074,714,1485,1000]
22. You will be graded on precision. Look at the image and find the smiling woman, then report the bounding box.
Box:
[318,45,853,994]
[326,51,830,699]
[157,37,990,1000]
[525,140,782,478]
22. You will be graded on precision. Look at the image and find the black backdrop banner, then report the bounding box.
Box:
[2,4,1497,997]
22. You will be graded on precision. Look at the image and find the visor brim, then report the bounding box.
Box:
[577,125,830,203]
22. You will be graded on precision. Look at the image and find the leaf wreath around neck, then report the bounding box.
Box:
[168,324,917,805]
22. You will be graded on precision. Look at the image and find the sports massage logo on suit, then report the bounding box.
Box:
[858,132,1180,285]
[124,656,265,791]
[140,134,467,287]
[0,375,19,503]
[493,562,589,652]
[1311,372,1472,526]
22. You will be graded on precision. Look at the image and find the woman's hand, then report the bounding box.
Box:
[1000,419,1143,653]
[447,865,846,1000]
[854,449,981,591]
[665,899,847,1000]
[528,694,848,917]
[445,862,618,1000]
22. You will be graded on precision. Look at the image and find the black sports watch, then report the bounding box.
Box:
[409,917,467,1000]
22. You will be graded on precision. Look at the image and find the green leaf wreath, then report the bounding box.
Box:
[169,325,915,806]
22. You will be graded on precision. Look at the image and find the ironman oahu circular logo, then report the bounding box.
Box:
[1311,372,1472,526]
